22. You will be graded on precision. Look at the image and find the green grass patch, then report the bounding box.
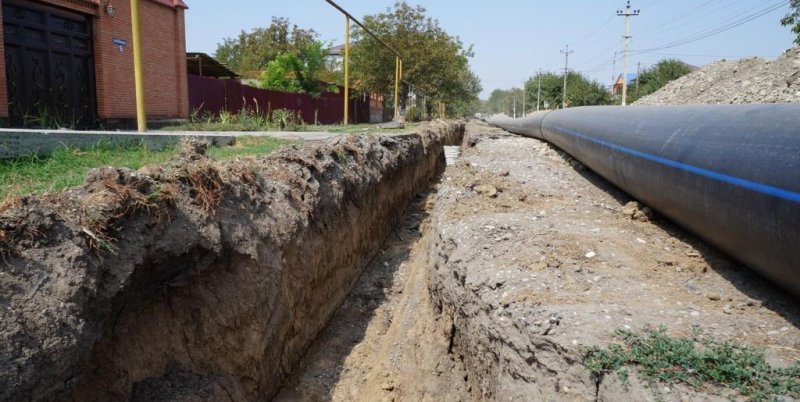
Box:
[322,122,419,135]
[206,136,290,159]
[0,141,176,199]
[0,137,291,200]
[583,325,800,401]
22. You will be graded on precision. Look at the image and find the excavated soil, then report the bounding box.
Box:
[279,121,799,402]
[0,121,463,402]
[635,47,800,105]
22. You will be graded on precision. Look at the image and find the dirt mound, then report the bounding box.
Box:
[0,121,463,402]
[424,123,800,401]
[635,47,800,105]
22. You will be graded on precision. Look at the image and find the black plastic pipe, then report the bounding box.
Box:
[489,104,800,296]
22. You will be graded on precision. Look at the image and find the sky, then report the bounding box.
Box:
[184,0,796,98]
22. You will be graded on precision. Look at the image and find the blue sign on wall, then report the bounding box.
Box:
[112,38,127,53]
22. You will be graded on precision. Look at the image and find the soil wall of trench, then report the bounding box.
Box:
[0,121,464,402]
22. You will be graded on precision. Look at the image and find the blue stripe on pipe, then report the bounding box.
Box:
[546,125,800,204]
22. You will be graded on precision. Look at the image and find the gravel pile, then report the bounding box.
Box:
[635,47,800,105]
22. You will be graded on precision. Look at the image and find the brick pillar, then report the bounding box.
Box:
[0,1,9,119]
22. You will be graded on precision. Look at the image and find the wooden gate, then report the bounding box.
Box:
[3,1,96,128]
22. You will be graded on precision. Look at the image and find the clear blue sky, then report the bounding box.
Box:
[185,0,796,98]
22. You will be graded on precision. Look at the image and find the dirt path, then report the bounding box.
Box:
[273,194,471,402]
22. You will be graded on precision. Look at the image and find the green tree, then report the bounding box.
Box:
[627,59,692,103]
[781,0,800,45]
[215,17,317,74]
[350,2,481,118]
[259,41,334,96]
[486,89,509,114]
[524,71,611,109]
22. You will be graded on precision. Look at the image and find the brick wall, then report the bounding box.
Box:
[0,0,189,121]
[0,3,6,118]
[93,0,189,120]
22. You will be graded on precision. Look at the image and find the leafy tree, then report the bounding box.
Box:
[781,0,800,45]
[486,89,509,114]
[215,17,317,74]
[523,71,611,110]
[350,2,481,118]
[627,59,692,103]
[259,41,334,96]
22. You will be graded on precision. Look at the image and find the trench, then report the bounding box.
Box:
[0,121,469,402]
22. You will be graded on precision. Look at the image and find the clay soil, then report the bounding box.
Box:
[278,121,800,401]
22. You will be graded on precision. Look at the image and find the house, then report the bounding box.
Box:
[612,73,638,96]
[0,0,189,128]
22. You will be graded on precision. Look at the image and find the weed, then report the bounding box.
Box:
[583,325,800,401]
[185,165,223,214]
[22,107,81,130]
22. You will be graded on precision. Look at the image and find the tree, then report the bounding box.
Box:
[627,59,692,103]
[781,0,800,45]
[215,17,317,74]
[350,2,481,118]
[259,41,333,96]
[523,71,611,110]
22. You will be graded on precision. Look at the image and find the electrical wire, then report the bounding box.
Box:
[633,1,789,54]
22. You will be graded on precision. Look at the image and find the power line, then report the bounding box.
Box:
[632,1,789,54]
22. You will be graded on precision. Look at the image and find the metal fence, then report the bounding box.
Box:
[188,75,378,125]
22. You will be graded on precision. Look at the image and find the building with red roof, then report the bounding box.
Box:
[0,0,189,128]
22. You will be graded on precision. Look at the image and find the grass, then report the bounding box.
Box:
[163,108,420,135]
[206,135,289,159]
[0,136,291,200]
[583,325,800,401]
[322,122,419,135]
[163,108,305,132]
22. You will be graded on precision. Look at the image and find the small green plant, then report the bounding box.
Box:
[270,108,302,130]
[406,106,422,122]
[583,325,800,401]
[218,109,235,125]
[22,107,81,130]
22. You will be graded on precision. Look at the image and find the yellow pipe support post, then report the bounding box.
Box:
[130,0,146,132]
[343,16,350,125]
[399,58,403,116]
[394,56,400,120]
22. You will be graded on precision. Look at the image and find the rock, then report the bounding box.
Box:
[474,185,498,198]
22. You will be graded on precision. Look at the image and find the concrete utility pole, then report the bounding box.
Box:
[636,62,642,96]
[560,45,574,109]
[617,0,640,106]
[513,91,517,118]
[536,68,542,111]
[612,51,618,86]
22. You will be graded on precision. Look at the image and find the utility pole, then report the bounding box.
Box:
[560,45,574,109]
[536,68,542,111]
[612,51,618,87]
[636,62,642,96]
[617,0,639,106]
[522,81,526,117]
[513,90,517,118]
